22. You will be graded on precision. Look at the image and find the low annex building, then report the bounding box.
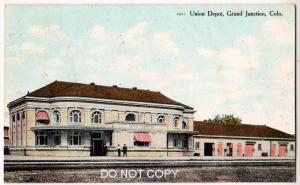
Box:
[193,122,295,158]
[7,81,197,157]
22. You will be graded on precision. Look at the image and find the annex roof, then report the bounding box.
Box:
[193,121,294,139]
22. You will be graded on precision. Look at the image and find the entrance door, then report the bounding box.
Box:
[92,140,104,156]
[91,132,104,156]
[204,143,213,156]
[227,143,233,156]
[279,145,287,157]
[245,144,254,157]
[237,143,242,157]
[271,144,277,157]
[218,143,223,156]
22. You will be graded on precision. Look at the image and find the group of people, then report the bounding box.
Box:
[101,144,128,157]
[116,144,128,157]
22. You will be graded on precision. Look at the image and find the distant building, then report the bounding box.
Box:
[193,122,295,158]
[7,81,196,157]
[4,126,10,154]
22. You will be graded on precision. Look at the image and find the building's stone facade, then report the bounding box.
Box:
[8,95,196,157]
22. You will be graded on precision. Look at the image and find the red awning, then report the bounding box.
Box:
[134,133,152,142]
[37,111,49,121]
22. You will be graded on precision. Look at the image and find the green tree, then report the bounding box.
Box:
[204,114,242,125]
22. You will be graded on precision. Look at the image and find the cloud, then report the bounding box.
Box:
[5,57,24,65]
[90,25,110,41]
[114,56,136,70]
[28,24,68,41]
[20,42,48,55]
[236,35,258,47]
[268,54,295,107]
[262,18,294,45]
[35,58,64,82]
[153,32,179,54]
[122,21,149,43]
[29,25,47,37]
[198,48,259,71]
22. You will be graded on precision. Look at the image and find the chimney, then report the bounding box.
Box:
[113,85,118,88]
[90,82,95,85]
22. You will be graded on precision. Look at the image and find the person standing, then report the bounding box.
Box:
[117,144,121,157]
[123,144,127,157]
[103,144,108,156]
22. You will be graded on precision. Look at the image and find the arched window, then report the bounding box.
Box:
[36,111,49,124]
[92,111,102,123]
[70,110,81,123]
[125,113,136,122]
[173,117,180,128]
[53,110,61,123]
[157,115,166,123]
[182,121,188,129]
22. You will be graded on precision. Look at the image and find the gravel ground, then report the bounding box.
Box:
[4,166,296,183]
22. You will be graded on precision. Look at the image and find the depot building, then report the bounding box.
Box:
[7,81,295,158]
[7,81,197,157]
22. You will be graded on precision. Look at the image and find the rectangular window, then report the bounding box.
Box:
[12,115,15,122]
[258,144,262,151]
[70,132,82,145]
[171,134,185,148]
[22,111,25,119]
[53,132,61,146]
[290,144,294,151]
[134,141,150,147]
[182,135,188,148]
[195,142,200,149]
[17,113,20,121]
[36,132,48,146]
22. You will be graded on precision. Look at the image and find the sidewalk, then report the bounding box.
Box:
[4,155,296,161]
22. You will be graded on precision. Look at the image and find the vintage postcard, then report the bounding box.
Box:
[3,3,296,183]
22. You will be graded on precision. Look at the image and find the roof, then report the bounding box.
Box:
[193,121,294,139]
[11,81,193,109]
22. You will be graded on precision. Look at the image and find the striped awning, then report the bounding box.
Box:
[134,133,152,142]
[36,111,49,121]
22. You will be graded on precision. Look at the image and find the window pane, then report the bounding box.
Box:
[40,136,44,145]
[94,115,98,123]
[125,114,135,121]
[74,114,78,122]
[134,141,150,147]
[74,136,78,145]
[45,136,48,145]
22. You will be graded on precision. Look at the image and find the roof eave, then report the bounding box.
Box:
[194,134,295,141]
[7,96,27,108]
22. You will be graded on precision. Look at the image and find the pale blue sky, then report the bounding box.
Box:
[4,5,295,134]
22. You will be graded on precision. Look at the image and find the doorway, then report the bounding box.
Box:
[271,143,277,157]
[226,143,233,156]
[245,144,254,157]
[204,143,214,156]
[91,132,105,156]
[279,145,287,157]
